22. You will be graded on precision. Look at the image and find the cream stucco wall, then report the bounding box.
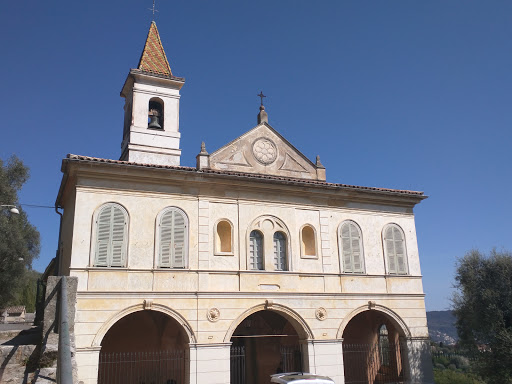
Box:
[58,161,432,383]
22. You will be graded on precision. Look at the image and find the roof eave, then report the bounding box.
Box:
[62,155,427,206]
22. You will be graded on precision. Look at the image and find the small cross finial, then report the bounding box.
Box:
[257,91,266,106]
[148,0,159,20]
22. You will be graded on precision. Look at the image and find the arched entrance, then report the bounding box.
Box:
[98,310,189,384]
[342,310,406,384]
[230,310,304,384]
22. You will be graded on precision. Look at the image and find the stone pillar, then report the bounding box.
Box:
[190,342,231,384]
[308,339,344,384]
[75,347,101,384]
[404,337,434,384]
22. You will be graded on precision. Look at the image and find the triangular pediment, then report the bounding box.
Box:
[209,123,324,180]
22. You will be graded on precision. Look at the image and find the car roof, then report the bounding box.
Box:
[270,372,335,383]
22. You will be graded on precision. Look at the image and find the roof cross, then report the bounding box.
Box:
[148,0,159,19]
[257,91,266,106]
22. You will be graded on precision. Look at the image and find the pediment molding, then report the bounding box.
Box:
[209,123,324,180]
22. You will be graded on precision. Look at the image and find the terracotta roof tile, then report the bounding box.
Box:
[137,21,172,76]
[66,154,425,197]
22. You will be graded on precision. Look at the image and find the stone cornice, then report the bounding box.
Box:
[57,156,426,210]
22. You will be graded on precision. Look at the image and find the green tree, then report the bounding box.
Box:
[453,249,512,384]
[11,269,41,312]
[0,155,40,309]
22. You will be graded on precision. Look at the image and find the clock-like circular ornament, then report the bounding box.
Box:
[252,138,277,165]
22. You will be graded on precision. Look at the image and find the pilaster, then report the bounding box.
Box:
[190,342,231,384]
[308,339,345,384]
[404,337,435,384]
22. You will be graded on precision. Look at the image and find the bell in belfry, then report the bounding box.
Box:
[148,108,162,129]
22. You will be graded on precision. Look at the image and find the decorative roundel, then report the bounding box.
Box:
[252,138,277,165]
[315,307,327,321]
[207,307,220,322]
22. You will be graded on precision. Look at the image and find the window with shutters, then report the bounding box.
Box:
[249,230,264,270]
[247,215,291,272]
[157,207,188,268]
[215,220,233,255]
[382,224,408,275]
[300,225,317,258]
[273,232,287,271]
[93,203,128,267]
[339,221,365,273]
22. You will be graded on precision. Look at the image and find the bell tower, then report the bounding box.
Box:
[120,22,185,166]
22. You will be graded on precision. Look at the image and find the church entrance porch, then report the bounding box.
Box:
[230,310,304,384]
[342,310,406,384]
[98,310,189,384]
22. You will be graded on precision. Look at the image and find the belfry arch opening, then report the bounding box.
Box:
[99,310,189,384]
[148,97,164,130]
[230,310,306,384]
[342,310,407,384]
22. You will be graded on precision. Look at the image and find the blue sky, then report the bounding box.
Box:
[1,1,511,311]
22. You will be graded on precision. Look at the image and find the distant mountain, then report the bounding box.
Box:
[426,310,458,345]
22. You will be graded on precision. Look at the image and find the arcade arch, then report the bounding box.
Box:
[341,307,409,384]
[228,305,311,384]
[96,307,192,384]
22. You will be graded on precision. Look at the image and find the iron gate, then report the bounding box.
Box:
[343,343,404,384]
[230,344,302,384]
[230,345,246,384]
[98,349,186,384]
[280,345,303,373]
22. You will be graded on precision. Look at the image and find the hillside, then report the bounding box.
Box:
[426,310,458,345]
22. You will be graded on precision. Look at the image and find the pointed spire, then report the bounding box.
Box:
[137,21,173,76]
[196,142,210,170]
[315,155,325,169]
[200,141,208,155]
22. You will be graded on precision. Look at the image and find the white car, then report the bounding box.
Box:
[270,372,335,384]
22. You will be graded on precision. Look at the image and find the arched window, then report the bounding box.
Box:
[378,324,391,366]
[273,232,287,271]
[339,221,364,273]
[94,203,128,267]
[383,224,408,274]
[158,207,188,268]
[300,225,317,258]
[215,220,233,254]
[247,215,290,272]
[249,230,263,270]
[148,97,164,130]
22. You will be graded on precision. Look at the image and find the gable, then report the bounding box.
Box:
[209,123,324,180]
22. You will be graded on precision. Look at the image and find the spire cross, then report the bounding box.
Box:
[257,91,266,106]
[148,0,159,19]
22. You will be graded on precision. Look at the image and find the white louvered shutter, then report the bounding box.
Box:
[172,211,186,268]
[95,206,111,266]
[274,232,287,271]
[249,231,263,270]
[351,224,362,272]
[385,226,397,273]
[110,206,126,267]
[341,222,363,273]
[95,204,126,267]
[394,227,407,274]
[341,223,353,272]
[159,209,187,268]
[384,225,407,274]
[159,211,173,267]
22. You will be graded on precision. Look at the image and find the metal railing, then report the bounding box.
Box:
[58,276,73,384]
[343,342,405,384]
[98,350,186,384]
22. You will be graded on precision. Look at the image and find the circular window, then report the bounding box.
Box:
[252,138,277,165]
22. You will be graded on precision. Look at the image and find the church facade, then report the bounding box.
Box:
[55,22,434,384]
